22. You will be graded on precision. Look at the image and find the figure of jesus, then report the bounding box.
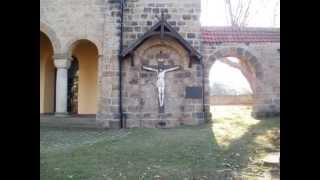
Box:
[142,64,180,108]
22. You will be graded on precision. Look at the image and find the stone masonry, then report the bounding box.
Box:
[121,36,204,128]
[40,0,280,128]
[202,42,280,117]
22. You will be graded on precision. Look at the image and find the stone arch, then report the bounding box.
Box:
[64,36,103,57]
[66,39,99,114]
[207,47,263,93]
[40,30,56,113]
[205,47,265,118]
[40,21,61,54]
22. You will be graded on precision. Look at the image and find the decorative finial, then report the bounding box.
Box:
[155,9,168,22]
[161,10,165,21]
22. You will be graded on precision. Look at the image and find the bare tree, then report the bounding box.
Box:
[224,0,278,27]
[225,0,252,27]
[273,0,280,27]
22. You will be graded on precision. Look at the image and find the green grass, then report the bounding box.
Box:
[40,106,280,180]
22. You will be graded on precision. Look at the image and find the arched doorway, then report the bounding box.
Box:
[40,31,55,114]
[68,40,98,115]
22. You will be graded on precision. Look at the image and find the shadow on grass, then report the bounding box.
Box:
[40,115,279,180]
[207,116,280,178]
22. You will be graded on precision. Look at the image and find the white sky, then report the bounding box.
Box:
[209,58,252,94]
[200,0,280,27]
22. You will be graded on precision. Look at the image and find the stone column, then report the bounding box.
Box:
[97,55,104,87]
[53,54,71,116]
[96,55,104,114]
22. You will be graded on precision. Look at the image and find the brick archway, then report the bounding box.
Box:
[208,47,263,80]
[64,37,103,57]
[204,47,264,117]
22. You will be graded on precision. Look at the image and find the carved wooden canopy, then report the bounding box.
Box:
[120,11,202,67]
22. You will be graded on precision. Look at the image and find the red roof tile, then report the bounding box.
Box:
[201,26,280,43]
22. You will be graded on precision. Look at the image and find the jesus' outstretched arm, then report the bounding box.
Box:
[142,66,158,72]
[163,66,180,73]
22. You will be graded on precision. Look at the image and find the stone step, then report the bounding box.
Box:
[40,115,98,129]
[40,123,98,129]
[40,118,96,123]
[262,152,280,166]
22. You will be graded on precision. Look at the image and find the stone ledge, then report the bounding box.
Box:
[252,111,280,118]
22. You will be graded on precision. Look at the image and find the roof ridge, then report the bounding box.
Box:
[201,26,280,43]
[201,26,280,32]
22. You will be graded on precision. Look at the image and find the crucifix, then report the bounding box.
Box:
[155,9,169,41]
[142,51,180,113]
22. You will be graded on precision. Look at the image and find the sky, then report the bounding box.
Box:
[200,0,280,27]
[209,58,253,94]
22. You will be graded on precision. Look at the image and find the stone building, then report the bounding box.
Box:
[40,0,280,128]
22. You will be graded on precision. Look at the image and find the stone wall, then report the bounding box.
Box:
[40,0,106,54]
[40,0,203,128]
[122,0,201,51]
[40,0,279,128]
[201,42,280,117]
[209,95,253,105]
[41,0,120,127]
[98,0,203,128]
[121,37,204,128]
[96,1,122,128]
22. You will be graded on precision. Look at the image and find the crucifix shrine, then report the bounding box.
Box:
[142,51,180,113]
[119,10,204,128]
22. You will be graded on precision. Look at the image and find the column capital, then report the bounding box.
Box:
[52,53,68,60]
[54,59,71,69]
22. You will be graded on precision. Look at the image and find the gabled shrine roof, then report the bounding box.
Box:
[121,13,202,61]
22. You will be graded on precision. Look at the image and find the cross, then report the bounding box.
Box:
[142,52,180,113]
[155,10,169,41]
[155,10,169,22]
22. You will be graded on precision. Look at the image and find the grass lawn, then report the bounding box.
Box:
[40,106,280,180]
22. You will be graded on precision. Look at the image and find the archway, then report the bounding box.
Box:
[206,47,264,118]
[68,40,98,115]
[209,57,254,120]
[40,31,56,113]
